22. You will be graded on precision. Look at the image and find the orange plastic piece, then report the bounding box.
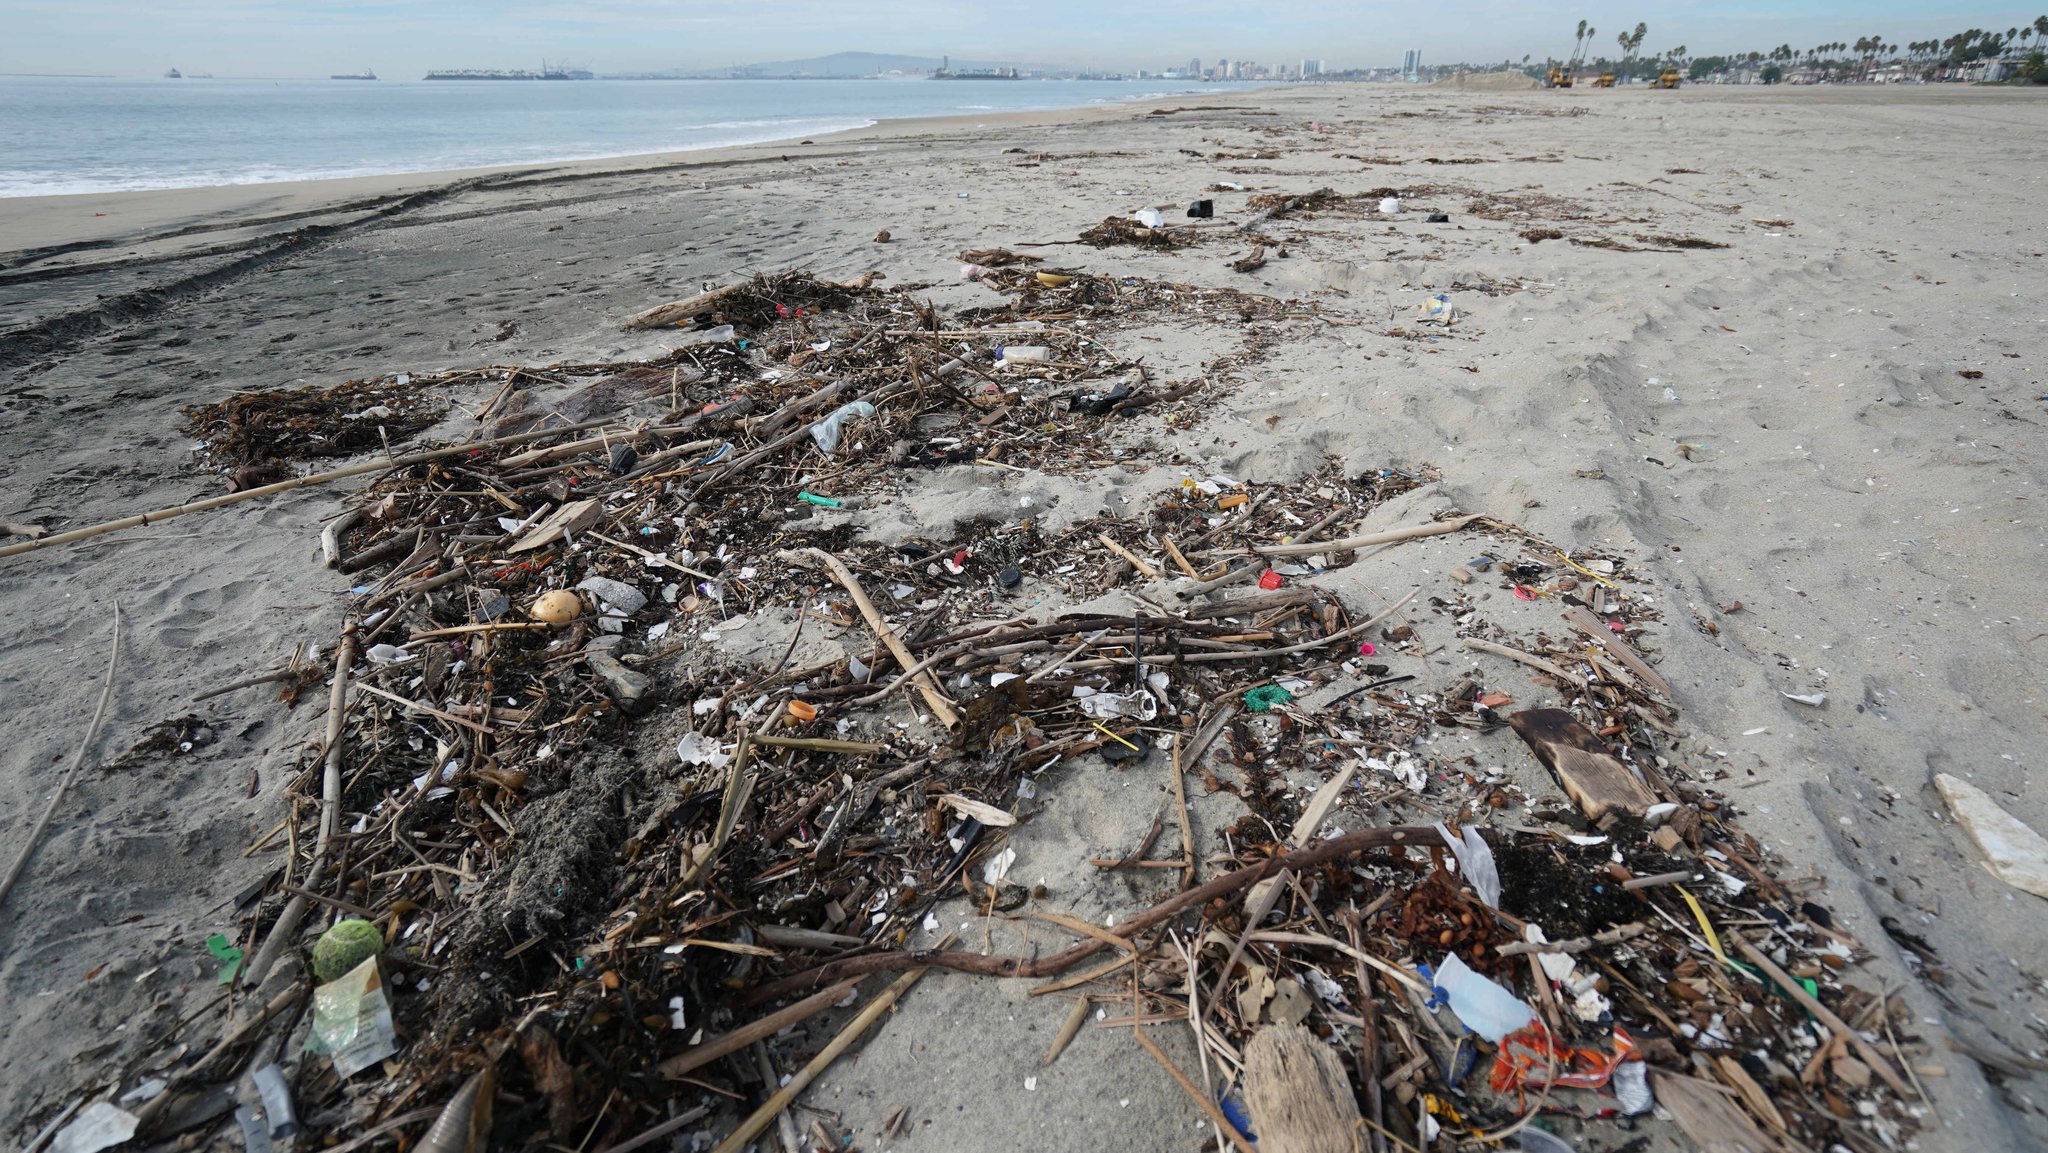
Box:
[786,700,818,722]
[1218,494,1249,510]
[1490,1023,1639,1097]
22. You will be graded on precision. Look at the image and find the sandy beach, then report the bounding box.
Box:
[4,82,2046,1152]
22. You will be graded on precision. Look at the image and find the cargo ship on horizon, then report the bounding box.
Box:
[331,69,377,80]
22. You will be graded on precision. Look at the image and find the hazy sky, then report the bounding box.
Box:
[3,1,2042,76]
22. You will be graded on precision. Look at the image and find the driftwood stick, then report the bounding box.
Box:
[711,950,941,1153]
[1253,514,1484,558]
[1098,533,1161,579]
[241,625,355,991]
[1135,1024,1254,1150]
[1462,638,1585,688]
[658,978,860,1079]
[748,735,886,755]
[799,548,960,730]
[0,416,627,561]
[850,646,956,707]
[1170,734,1197,889]
[684,730,755,886]
[320,509,363,568]
[0,605,122,912]
[1563,606,1675,699]
[596,1107,712,1153]
[1175,558,1265,599]
[744,826,1433,1003]
[622,283,748,330]
[1496,921,1648,956]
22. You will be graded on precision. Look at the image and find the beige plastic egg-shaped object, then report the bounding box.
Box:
[530,589,581,625]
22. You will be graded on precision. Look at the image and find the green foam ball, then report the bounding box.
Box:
[312,918,384,983]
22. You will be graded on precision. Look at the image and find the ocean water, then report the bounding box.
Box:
[0,75,1257,198]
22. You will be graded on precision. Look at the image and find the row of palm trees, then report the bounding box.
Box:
[1539,16,2048,83]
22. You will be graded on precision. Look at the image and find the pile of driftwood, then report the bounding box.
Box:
[16,267,1926,1153]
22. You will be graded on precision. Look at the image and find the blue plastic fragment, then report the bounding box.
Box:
[1416,961,1449,1009]
[1218,1093,1256,1143]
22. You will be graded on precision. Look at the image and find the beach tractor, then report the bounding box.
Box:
[1654,68,1681,88]
[1593,72,1616,87]
[1545,66,1574,88]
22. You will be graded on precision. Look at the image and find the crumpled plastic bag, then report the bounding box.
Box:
[809,401,876,454]
[307,958,397,1078]
[1434,952,1533,1042]
[1437,823,1501,908]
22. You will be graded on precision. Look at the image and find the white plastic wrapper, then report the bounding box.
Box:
[308,959,397,1079]
[1074,690,1158,722]
[51,1102,140,1153]
[1437,823,1500,908]
[1610,1059,1654,1115]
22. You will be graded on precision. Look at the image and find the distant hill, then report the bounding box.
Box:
[690,51,1034,78]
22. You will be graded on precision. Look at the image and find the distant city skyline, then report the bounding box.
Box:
[5,1,2044,78]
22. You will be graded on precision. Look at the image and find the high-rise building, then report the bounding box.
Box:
[1301,59,1323,77]
[1189,58,1201,78]
[1402,49,1421,80]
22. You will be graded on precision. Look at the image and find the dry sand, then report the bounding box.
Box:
[3,83,2046,1150]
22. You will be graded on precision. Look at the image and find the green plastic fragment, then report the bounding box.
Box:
[207,933,245,986]
[1244,685,1294,713]
[798,492,843,509]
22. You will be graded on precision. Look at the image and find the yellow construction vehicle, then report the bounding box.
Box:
[1545,66,1573,88]
[1592,72,1616,87]
[1653,68,1681,88]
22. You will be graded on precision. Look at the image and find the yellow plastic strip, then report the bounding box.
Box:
[1677,886,1726,963]
[1556,551,1621,588]
[1092,723,1141,752]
